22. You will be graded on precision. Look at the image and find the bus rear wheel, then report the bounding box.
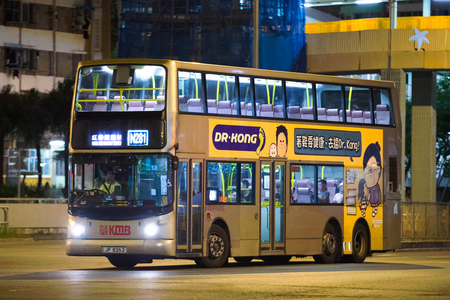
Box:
[195,224,229,268]
[107,256,138,268]
[313,223,338,264]
[343,223,369,263]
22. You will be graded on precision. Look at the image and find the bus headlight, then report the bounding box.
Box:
[69,221,85,237]
[144,223,159,237]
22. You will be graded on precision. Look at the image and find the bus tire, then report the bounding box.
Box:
[313,223,338,264]
[107,256,138,268]
[195,224,229,268]
[234,257,253,263]
[346,223,369,263]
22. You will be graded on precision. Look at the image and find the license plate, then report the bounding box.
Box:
[102,246,127,253]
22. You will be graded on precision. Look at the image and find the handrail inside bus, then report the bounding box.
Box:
[306,86,310,107]
[152,75,156,100]
[194,74,199,99]
[93,74,99,96]
[348,87,353,110]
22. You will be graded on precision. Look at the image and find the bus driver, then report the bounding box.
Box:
[99,169,122,195]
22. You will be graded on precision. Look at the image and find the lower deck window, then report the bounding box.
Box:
[291,165,344,205]
[206,162,255,204]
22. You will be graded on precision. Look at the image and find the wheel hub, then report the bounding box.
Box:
[323,232,336,255]
[209,235,224,258]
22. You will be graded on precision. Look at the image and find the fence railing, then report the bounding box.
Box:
[0,206,8,226]
[402,202,450,241]
[0,198,449,241]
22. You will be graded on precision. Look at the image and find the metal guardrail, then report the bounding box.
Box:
[0,198,448,241]
[0,206,8,226]
[0,198,67,204]
[402,202,450,241]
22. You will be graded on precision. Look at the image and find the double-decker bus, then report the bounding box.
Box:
[67,59,402,268]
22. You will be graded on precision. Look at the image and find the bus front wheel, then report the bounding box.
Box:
[313,223,338,264]
[195,224,229,268]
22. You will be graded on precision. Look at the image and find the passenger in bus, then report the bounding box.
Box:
[99,169,122,195]
[240,179,252,203]
[332,182,344,203]
[317,179,330,203]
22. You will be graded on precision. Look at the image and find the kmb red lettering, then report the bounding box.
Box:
[108,225,131,235]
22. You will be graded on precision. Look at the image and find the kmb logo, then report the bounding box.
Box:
[99,225,131,235]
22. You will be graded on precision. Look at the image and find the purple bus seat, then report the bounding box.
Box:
[260,104,274,117]
[317,108,327,121]
[327,109,339,122]
[296,188,311,203]
[363,111,372,123]
[207,100,218,114]
[111,96,127,111]
[179,95,188,112]
[93,96,107,111]
[128,101,143,111]
[217,101,232,115]
[351,110,364,123]
[327,179,337,202]
[154,100,165,111]
[287,106,300,119]
[144,101,155,111]
[187,99,203,113]
[301,107,314,120]
[274,105,284,118]
[340,109,352,122]
[375,104,390,125]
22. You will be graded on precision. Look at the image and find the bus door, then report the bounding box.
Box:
[176,159,203,255]
[260,161,286,254]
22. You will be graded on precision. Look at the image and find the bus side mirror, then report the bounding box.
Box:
[172,156,179,170]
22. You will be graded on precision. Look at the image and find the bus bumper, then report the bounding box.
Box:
[66,239,176,257]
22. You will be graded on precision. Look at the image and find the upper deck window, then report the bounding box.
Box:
[76,65,166,112]
[177,69,394,127]
[286,81,313,120]
[345,86,372,124]
[316,84,344,123]
[179,71,205,113]
[373,89,393,126]
[255,78,285,118]
[204,73,238,115]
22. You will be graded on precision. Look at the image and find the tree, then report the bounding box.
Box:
[436,72,450,200]
[15,89,51,192]
[41,78,74,195]
[404,97,412,178]
[0,85,20,186]
[405,73,450,201]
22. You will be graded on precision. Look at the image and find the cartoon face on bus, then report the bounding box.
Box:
[269,143,277,158]
[358,142,382,217]
[276,125,288,158]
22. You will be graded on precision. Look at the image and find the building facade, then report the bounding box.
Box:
[1,0,87,191]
